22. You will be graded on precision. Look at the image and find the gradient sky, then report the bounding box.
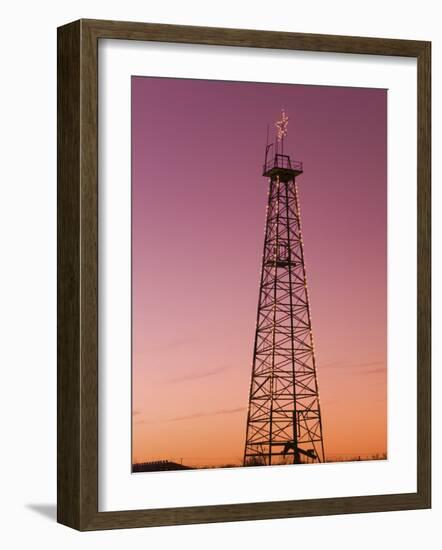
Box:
[132,76,387,467]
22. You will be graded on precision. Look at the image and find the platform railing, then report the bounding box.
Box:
[263,153,303,174]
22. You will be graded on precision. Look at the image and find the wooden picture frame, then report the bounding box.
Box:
[57,18,431,531]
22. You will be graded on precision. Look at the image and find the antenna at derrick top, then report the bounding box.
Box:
[263,109,302,182]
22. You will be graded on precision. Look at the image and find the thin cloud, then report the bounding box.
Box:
[352,361,385,369]
[360,367,386,375]
[138,406,246,425]
[169,407,246,422]
[320,360,385,371]
[149,337,196,353]
[319,360,344,369]
[169,365,229,383]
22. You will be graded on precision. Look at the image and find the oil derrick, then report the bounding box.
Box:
[243,111,325,466]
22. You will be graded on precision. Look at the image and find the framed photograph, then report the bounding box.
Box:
[57,19,431,530]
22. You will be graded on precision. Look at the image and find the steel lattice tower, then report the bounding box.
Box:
[243,112,325,466]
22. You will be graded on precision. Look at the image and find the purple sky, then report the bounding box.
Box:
[132,76,387,465]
